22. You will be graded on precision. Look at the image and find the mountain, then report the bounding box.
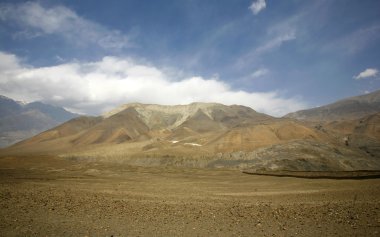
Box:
[25,102,78,122]
[0,95,79,147]
[322,112,380,157]
[3,102,379,171]
[285,90,380,121]
[0,95,23,118]
[11,102,275,149]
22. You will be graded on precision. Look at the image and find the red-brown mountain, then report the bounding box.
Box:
[3,101,379,171]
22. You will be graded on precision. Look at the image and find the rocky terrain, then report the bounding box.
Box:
[0,92,379,236]
[0,156,379,237]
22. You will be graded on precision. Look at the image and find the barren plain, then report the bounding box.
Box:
[1,155,379,237]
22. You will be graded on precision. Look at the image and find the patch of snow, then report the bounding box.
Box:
[171,140,179,144]
[17,100,28,106]
[184,142,202,147]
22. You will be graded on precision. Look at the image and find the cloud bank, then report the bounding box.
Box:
[353,68,378,80]
[0,2,130,49]
[249,0,266,15]
[0,52,306,117]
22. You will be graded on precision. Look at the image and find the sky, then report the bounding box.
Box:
[0,0,379,116]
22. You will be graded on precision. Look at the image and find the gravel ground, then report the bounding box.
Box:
[0,156,379,236]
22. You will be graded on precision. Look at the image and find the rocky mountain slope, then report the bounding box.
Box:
[0,95,78,147]
[285,89,380,121]
[3,101,379,171]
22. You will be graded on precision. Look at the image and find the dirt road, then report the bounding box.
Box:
[0,156,379,236]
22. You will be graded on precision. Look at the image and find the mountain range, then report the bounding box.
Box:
[0,95,78,147]
[2,90,379,171]
[285,90,380,121]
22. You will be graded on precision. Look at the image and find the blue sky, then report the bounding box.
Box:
[0,0,379,116]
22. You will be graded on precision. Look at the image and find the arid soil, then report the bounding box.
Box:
[0,156,379,236]
[242,170,380,179]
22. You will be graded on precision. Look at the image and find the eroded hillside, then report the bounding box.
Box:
[2,102,379,171]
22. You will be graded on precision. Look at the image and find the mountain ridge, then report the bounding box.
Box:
[3,100,379,171]
[2,91,380,171]
[0,95,79,147]
[285,90,380,121]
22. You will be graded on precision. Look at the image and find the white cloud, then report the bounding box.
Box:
[353,68,379,80]
[0,51,20,71]
[234,30,296,69]
[255,30,296,53]
[249,0,266,15]
[251,68,269,78]
[0,52,307,117]
[0,2,130,49]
